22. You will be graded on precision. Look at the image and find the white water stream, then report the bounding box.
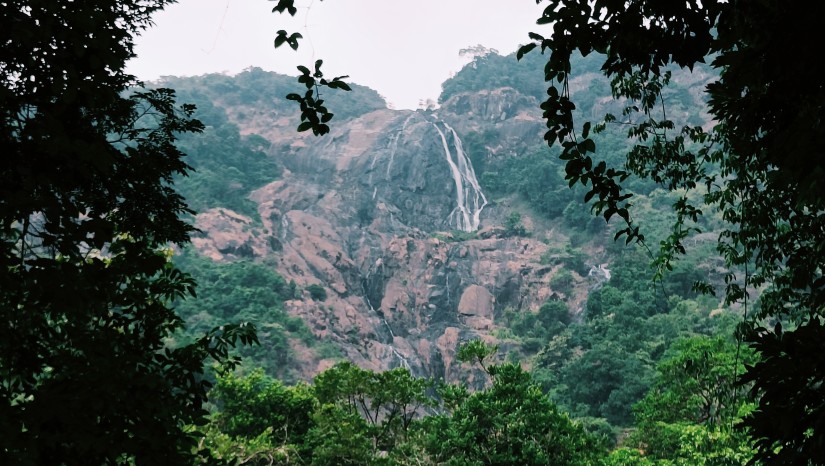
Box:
[392,346,411,370]
[432,120,487,232]
[357,115,486,374]
[588,263,612,281]
[364,272,413,373]
[387,114,416,179]
[369,113,416,186]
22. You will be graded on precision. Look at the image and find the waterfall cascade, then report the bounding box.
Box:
[387,114,415,179]
[432,119,488,232]
[384,318,411,371]
[370,113,416,185]
[391,346,411,370]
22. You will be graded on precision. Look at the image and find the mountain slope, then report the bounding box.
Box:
[170,53,724,399]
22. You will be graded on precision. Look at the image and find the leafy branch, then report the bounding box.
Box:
[270,0,352,135]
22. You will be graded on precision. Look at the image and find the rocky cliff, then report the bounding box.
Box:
[189,85,611,381]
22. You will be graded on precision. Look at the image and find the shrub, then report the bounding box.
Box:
[305,284,327,302]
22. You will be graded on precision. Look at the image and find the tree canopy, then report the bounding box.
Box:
[196,343,601,466]
[0,1,255,463]
[522,0,825,463]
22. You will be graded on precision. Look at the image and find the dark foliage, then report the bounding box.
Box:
[0,1,255,463]
[524,0,825,463]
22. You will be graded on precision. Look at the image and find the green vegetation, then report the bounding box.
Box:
[549,269,574,294]
[171,94,280,218]
[195,343,601,465]
[161,67,385,220]
[502,211,529,237]
[305,284,328,302]
[506,299,571,353]
[433,230,478,242]
[197,339,755,465]
[480,145,578,221]
[444,50,711,242]
[198,368,316,464]
[540,244,590,275]
[630,337,755,462]
[440,49,606,105]
[162,67,385,126]
[599,337,755,465]
[0,1,256,463]
[485,245,741,446]
[526,1,825,462]
[172,250,318,381]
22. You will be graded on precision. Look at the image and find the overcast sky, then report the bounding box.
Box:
[128,0,546,109]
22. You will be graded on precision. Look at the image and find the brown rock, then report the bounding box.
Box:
[457,284,495,319]
[437,327,461,380]
[187,86,609,383]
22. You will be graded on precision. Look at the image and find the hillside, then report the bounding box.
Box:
[167,52,736,428]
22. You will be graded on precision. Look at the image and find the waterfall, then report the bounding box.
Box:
[368,113,415,187]
[386,113,416,179]
[383,318,395,338]
[392,346,411,371]
[280,215,289,241]
[367,150,381,185]
[432,120,488,232]
[383,318,411,371]
[588,263,612,281]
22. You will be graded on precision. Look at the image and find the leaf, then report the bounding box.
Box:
[273,30,288,49]
[287,32,302,50]
[327,80,352,91]
[271,0,298,16]
[528,33,546,42]
[603,207,616,221]
[517,43,537,60]
[584,138,596,155]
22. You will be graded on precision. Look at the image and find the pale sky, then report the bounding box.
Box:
[128,0,547,109]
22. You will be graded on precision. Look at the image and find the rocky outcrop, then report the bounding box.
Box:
[190,87,596,382]
[191,208,270,260]
[439,87,545,159]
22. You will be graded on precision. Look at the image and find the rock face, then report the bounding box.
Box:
[190,88,595,381]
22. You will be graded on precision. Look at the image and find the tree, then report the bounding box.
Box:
[209,369,316,447]
[560,341,651,425]
[635,337,750,430]
[199,369,316,465]
[304,404,376,466]
[503,211,528,237]
[305,284,328,302]
[312,361,433,456]
[631,337,754,462]
[523,1,825,463]
[426,344,599,466]
[0,1,255,463]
